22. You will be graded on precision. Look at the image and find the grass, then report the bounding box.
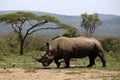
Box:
[0,51,120,80]
[0,51,120,71]
[95,52,120,71]
[0,51,43,69]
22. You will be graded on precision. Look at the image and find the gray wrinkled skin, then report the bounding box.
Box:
[34,37,106,68]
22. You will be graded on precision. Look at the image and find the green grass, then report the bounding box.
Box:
[96,52,120,71]
[71,52,120,71]
[0,51,120,80]
[0,51,120,71]
[0,51,43,69]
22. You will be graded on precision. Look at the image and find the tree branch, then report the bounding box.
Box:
[28,27,60,35]
[27,19,34,26]
[19,18,27,28]
[11,24,19,33]
[23,20,48,41]
[27,20,48,32]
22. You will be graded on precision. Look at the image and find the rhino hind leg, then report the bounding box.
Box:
[87,54,97,68]
[64,59,70,68]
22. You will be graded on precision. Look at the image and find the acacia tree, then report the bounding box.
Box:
[60,24,80,37]
[53,24,80,39]
[80,13,102,37]
[0,12,66,55]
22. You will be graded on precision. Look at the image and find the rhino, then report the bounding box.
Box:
[33,37,106,68]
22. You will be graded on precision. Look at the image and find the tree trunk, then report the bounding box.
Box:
[19,32,24,55]
[20,39,24,55]
[85,28,89,37]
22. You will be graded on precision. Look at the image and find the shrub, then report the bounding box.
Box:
[0,32,19,54]
[99,37,120,53]
[24,35,50,51]
[0,32,50,54]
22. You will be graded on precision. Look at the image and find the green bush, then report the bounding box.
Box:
[99,37,120,53]
[0,32,50,54]
[0,32,19,54]
[24,35,50,51]
[0,32,120,55]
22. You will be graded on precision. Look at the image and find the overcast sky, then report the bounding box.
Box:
[0,0,120,16]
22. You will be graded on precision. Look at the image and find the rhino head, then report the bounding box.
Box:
[33,42,54,67]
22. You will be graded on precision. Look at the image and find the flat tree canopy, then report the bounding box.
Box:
[0,12,76,55]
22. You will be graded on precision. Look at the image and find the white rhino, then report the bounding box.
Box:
[33,37,106,68]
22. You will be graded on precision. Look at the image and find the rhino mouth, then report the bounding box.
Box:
[42,63,49,67]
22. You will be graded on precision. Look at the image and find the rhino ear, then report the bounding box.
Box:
[44,42,52,51]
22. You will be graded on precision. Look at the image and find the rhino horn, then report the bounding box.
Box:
[32,56,42,62]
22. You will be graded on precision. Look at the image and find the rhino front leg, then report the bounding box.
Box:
[64,54,71,68]
[54,58,61,68]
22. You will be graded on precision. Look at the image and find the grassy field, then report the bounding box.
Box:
[0,51,120,80]
[0,51,120,71]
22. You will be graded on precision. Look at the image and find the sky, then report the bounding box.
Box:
[0,0,120,16]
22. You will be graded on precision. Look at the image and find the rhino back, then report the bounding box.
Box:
[50,37,95,52]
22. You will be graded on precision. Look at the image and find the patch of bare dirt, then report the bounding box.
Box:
[0,68,120,80]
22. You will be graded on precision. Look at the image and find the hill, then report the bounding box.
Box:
[0,11,120,37]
